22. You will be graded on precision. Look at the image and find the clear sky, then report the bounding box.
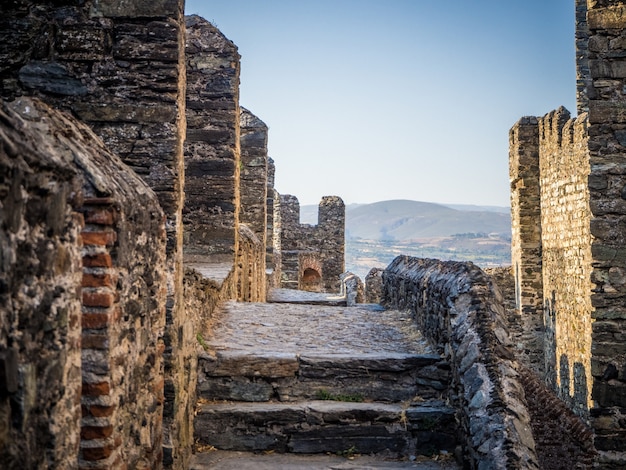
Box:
[185,0,576,207]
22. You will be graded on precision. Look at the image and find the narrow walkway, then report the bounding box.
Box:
[191,451,460,469]
[204,300,432,356]
[192,289,461,469]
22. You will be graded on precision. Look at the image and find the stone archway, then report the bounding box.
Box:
[299,253,323,292]
[301,267,322,292]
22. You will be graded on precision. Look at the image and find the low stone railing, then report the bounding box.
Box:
[339,272,365,306]
[382,256,539,469]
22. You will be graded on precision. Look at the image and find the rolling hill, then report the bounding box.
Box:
[301,199,511,240]
[298,199,512,279]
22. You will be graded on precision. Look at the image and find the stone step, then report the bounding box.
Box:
[190,450,462,469]
[194,400,457,457]
[198,352,450,403]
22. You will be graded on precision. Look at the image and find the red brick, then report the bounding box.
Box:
[88,404,116,418]
[81,425,114,440]
[83,253,113,268]
[82,381,110,397]
[81,445,113,461]
[84,207,117,225]
[82,313,110,329]
[82,273,114,288]
[82,231,117,247]
[83,291,115,308]
[82,333,108,350]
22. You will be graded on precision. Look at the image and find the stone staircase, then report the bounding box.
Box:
[191,291,460,467]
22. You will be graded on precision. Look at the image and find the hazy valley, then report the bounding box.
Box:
[301,199,512,279]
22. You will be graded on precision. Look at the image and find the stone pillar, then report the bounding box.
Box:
[585,2,626,461]
[239,107,268,300]
[184,15,240,264]
[510,117,542,316]
[279,194,301,289]
[509,116,545,375]
[318,196,346,292]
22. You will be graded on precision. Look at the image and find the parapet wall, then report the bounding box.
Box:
[0,97,167,469]
[184,15,240,263]
[382,256,539,470]
[0,99,84,469]
[539,108,592,414]
[586,2,626,460]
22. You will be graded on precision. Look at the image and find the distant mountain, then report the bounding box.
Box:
[297,199,512,278]
[344,200,510,241]
[443,203,510,214]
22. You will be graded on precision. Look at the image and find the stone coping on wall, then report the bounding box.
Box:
[185,262,234,287]
[382,256,539,470]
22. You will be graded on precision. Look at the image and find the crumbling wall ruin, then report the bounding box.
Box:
[279,195,345,292]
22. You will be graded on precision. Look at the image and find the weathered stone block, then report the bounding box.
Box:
[588,5,626,30]
[91,0,180,18]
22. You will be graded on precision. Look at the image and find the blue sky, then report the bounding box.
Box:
[185,0,576,207]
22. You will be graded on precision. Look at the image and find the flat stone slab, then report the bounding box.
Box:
[195,400,457,455]
[205,301,433,356]
[268,288,347,305]
[198,352,449,402]
[190,451,461,469]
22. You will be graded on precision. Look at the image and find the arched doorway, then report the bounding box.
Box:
[301,267,322,292]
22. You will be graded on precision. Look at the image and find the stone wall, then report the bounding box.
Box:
[540,108,592,415]
[239,107,269,300]
[0,97,167,469]
[585,1,626,462]
[0,3,189,466]
[184,15,240,264]
[509,117,545,377]
[509,1,626,464]
[383,256,539,470]
[279,195,345,292]
[266,160,278,283]
[0,99,84,469]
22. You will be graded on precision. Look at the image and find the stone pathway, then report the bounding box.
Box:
[191,450,460,469]
[204,301,433,356]
[193,289,460,468]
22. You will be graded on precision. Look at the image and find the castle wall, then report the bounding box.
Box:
[0,97,167,469]
[0,99,84,469]
[184,16,240,263]
[0,3,189,467]
[382,256,539,469]
[239,107,269,300]
[279,195,345,293]
[585,1,626,460]
[539,108,592,416]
